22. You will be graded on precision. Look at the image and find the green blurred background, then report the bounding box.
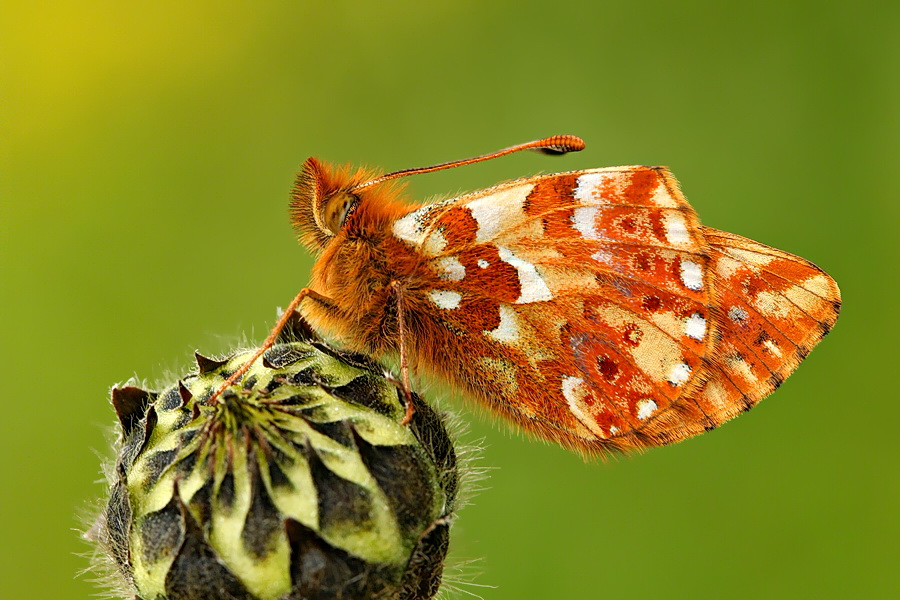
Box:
[2,1,897,598]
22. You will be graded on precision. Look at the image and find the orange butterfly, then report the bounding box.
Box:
[212,136,841,456]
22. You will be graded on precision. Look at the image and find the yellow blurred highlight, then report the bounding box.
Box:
[2,2,264,143]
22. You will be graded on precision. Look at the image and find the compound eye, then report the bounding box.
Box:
[321,191,358,234]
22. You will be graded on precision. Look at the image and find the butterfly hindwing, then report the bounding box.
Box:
[631,228,841,446]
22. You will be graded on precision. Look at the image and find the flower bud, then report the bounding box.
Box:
[91,316,458,600]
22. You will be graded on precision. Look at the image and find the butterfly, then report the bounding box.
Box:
[211,136,841,456]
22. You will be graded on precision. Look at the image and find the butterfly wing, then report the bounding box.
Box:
[395,167,758,454]
[392,168,840,454]
[634,228,842,446]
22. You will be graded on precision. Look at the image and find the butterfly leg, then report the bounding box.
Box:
[208,288,332,405]
[390,280,416,426]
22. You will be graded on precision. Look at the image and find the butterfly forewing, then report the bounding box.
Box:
[392,167,731,452]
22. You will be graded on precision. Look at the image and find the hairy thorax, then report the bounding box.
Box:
[305,224,425,357]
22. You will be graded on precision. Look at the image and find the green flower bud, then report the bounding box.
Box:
[91,316,459,600]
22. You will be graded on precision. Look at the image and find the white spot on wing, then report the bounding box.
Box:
[679,259,703,291]
[392,198,455,247]
[574,173,608,204]
[664,211,690,245]
[465,183,533,243]
[636,399,658,420]
[754,291,792,318]
[715,254,743,279]
[485,304,519,343]
[571,206,599,240]
[802,274,834,297]
[393,206,431,246]
[702,379,730,411]
[561,375,607,438]
[561,376,584,404]
[477,259,490,269]
[667,362,691,386]
[650,181,678,208]
[496,246,552,303]
[684,313,706,341]
[785,284,821,312]
[422,228,447,256]
[434,256,465,281]
[429,290,461,310]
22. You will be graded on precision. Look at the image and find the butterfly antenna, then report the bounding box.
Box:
[353,135,585,191]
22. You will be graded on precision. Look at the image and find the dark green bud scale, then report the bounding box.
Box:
[93,317,458,600]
